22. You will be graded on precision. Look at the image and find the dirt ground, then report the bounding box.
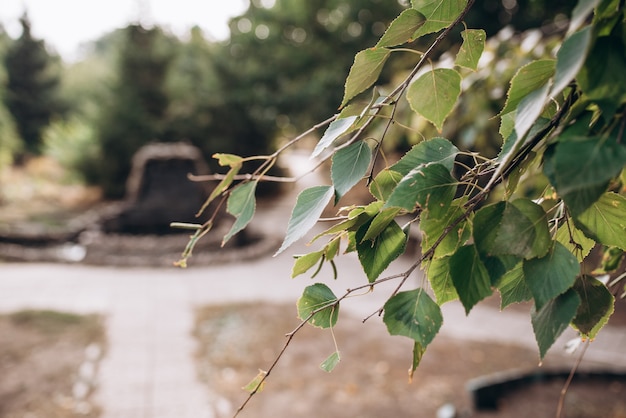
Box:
[194,302,626,418]
[0,310,105,418]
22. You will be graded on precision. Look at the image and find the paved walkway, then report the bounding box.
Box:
[1,253,625,417]
[1,152,625,417]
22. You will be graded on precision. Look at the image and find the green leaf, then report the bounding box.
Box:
[523,242,580,310]
[568,0,601,35]
[531,289,581,359]
[407,68,462,131]
[575,192,626,250]
[356,220,407,282]
[473,202,505,254]
[361,207,401,242]
[577,34,626,116]
[369,169,404,201]
[420,198,470,259]
[197,164,240,217]
[515,79,551,140]
[200,155,245,216]
[292,250,324,278]
[311,201,383,242]
[555,222,595,262]
[383,288,443,346]
[376,9,426,47]
[312,116,358,158]
[499,112,516,143]
[390,137,459,175]
[449,245,493,314]
[425,256,458,304]
[474,200,550,259]
[243,370,267,393]
[411,0,467,38]
[552,126,626,191]
[223,181,257,245]
[497,263,533,309]
[455,29,486,71]
[483,254,521,287]
[509,199,552,259]
[551,27,593,97]
[385,163,457,217]
[311,217,361,243]
[325,236,341,261]
[551,135,626,215]
[320,351,341,373]
[341,48,391,108]
[332,140,372,203]
[572,275,615,339]
[297,283,339,329]
[489,201,539,258]
[500,59,555,115]
[275,186,335,255]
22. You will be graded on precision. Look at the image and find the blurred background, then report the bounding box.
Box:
[0,0,573,204]
[3,2,623,418]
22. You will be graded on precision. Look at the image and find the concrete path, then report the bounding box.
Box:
[1,151,625,417]
[2,237,625,418]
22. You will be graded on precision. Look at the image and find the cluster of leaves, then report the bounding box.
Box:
[177,0,626,411]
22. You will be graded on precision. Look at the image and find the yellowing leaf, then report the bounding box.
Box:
[213,153,243,167]
[243,370,267,393]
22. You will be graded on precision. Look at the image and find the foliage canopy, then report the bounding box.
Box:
[2,0,623,415]
[177,4,626,406]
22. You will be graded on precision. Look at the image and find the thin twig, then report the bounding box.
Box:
[189,173,298,183]
[233,271,414,417]
[556,340,590,418]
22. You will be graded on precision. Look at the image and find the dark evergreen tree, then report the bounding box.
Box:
[0,26,21,164]
[3,13,62,160]
[94,24,175,198]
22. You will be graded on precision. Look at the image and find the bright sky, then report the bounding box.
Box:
[0,0,249,60]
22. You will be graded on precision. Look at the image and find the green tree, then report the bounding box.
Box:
[3,13,62,161]
[176,1,626,414]
[216,0,406,146]
[94,24,176,198]
[163,27,271,167]
[0,26,20,167]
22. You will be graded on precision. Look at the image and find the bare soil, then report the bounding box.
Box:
[0,310,105,418]
[194,302,626,418]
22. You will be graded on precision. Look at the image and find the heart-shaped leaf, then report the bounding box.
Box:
[407,68,462,131]
[383,288,443,346]
[297,283,339,329]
